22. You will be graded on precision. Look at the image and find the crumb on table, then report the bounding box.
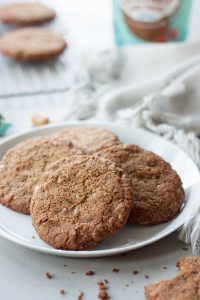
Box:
[78,291,84,300]
[45,272,54,279]
[60,289,65,295]
[98,281,110,300]
[85,270,95,276]
[112,268,120,273]
[133,270,139,275]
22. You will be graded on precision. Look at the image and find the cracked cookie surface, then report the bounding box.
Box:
[52,127,121,154]
[98,144,185,225]
[145,256,200,300]
[31,155,133,250]
[0,3,55,25]
[0,136,83,214]
[0,28,66,61]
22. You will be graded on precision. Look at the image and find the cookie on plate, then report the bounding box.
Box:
[0,136,83,214]
[0,3,55,25]
[98,144,185,225]
[31,155,133,250]
[145,256,200,300]
[52,127,122,154]
[0,28,67,61]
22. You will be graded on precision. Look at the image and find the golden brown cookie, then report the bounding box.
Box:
[0,28,67,61]
[52,127,122,154]
[0,3,55,25]
[145,256,200,300]
[0,136,83,214]
[31,155,133,250]
[98,144,185,225]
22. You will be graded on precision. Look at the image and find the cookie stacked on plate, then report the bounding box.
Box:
[0,2,67,61]
[0,127,185,250]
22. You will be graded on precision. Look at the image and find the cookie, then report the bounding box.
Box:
[98,144,184,225]
[0,28,67,61]
[0,3,55,25]
[0,136,83,214]
[30,155,133,250]
[52,127,121,154]
[145,256,200,300]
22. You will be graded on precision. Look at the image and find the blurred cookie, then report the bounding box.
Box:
[145,256,200,300]
[31,155,133,250]
[0,28,66,61]
[0,2,55,25]
[52,127,122,154]
[98,144,185,225]
[0,137,83,214]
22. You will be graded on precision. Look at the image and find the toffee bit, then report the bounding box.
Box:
[78,291,84,300]
[45,272,54,279]
[112,268,120,273]
[85,270,95,276]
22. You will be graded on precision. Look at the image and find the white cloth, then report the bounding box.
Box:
[64,42,200,254]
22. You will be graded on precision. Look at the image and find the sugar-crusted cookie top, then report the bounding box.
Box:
[0,3,55,25]
[0,136,83,214]
[0,28,66,61]
[52,127,121,154]
[31,155,133,250]
[99,144,185,225]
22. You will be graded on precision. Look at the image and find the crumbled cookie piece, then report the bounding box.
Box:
[112,268,120,273]
[85,270,95,276]
[45,272,54,279]
[60,289,65,295]
[145,256,200,300]
[133,270,139,275]
[98,281,110,300]
[78,291,84,300]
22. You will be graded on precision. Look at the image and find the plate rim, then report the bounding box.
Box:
[0,121,199,257]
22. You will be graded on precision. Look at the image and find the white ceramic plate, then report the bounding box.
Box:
[0,122,199,257]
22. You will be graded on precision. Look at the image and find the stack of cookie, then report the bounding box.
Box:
[0,127,185,250]
[0,2,66,61]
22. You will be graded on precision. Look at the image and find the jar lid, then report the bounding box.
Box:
[120,0,181,23]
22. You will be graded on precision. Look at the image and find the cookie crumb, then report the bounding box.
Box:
[125,284,129,287]
[78,291,84,300]
[85,270,95,276]
[60,289,65,295]
[133,270,139,275]
[145,274,150,279]
[98,281,109,300]
[104,279,109,284]
[112,268,120,273]
[163,266,167,270]
[71,271,76,274]
[32,235,35,239]
[45,272,53,279]
[182,247,188,251]
[64,265,67,267]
